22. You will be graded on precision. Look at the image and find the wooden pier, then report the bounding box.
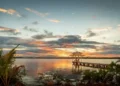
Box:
[73,61,108,68]
[71,52,109,73]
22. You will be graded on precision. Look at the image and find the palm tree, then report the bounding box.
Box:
[0,45,25,86]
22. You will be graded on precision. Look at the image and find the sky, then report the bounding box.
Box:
[0,0,120,57]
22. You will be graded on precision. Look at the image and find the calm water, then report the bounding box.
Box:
[14,59,119,76]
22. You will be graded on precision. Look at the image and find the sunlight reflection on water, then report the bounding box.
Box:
[14,59,118,76]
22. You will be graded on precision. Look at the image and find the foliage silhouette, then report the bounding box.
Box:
[0,45,25,86]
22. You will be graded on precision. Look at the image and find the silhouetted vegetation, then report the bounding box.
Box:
[35,62,120,86]
[0,45,26,86]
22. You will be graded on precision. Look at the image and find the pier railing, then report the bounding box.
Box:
[72,61,108,69]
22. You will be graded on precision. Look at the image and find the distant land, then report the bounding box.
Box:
[15,57,120,59]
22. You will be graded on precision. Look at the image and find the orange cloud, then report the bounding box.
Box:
[15,54,25,57]
[30,41,45,45]
[25,8,49,17]
[48,19,60,23]
[25,8,61,23]
[0,8,21,17]
[0,26,21,35]
[16,38,120,58]
[41,46,71,57]
[28,40,71,57]
[24,40,71,57]
[0,8,7,13]
[0,26,20,33]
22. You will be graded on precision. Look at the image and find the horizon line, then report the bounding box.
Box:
[15,56,120,59]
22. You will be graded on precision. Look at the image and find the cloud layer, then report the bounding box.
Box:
[32,30,53,39]
[25,8,60,23]
[0,33,120,57]
[0,26,21,35]
[25,8,49,17]
[0,8,21,17]
[48,19,60,23]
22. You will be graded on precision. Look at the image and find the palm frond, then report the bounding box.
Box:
[2,44,19,64]
[0,48,3,58]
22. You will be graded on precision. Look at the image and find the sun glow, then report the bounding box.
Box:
[54,60,72,69]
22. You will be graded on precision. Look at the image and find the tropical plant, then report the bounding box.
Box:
[106,62,116,72]
[83,70,91,80]
[0,45,25,86]
[106,61,120,72]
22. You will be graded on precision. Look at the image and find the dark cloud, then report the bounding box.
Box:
[86,30,97,37]
[81,40,104,44]
[32,21,39,25]
[0,35,120,56]
[74,44,96,49]
[0,26,21,35]
[23,26,38,32]
[0,36,53,56]
[0,44,15,49]
[0,36,35,47]
[58,35,81,44]
[114,40,120,43]
[56,43,97,49]
[17,48,48,54]
[117,40,120,42]
[100,50,120,55]
[47,35,104,45]
[0,36,50,56]
[0,36,18,44]
[32,30,53,39]
[99,44,120,55]
[100,44,120,51]
[45,35,106,51]
[48,35,81,44]
[44,30,53,36]
[32,34,45,39]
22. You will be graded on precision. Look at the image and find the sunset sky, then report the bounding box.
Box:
[0,0,120,57]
